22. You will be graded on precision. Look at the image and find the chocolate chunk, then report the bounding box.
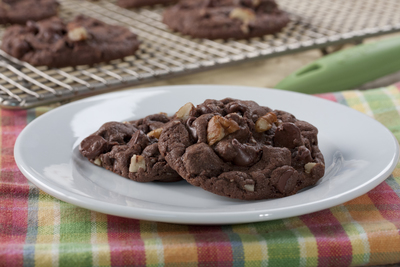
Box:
[188,114,214,144]
[132,113,170,133]
[215,139,261,167]
[292,146,313,170]
[126,130,154,152]
[96,121,137,145]
[79,135,108,159]
[186,117,198,141]
[182,143,225,177]
[271,166,299,193]
[273,122,303,149]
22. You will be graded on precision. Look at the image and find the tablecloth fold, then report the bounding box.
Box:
[2,85,400,267]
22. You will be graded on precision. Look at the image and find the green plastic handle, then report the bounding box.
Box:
[275,36,400,94]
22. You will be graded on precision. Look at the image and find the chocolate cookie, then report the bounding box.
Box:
[158,99,325,200]
[0,0,59,25]
[162,0,290,39]
[79,113,182,183]
[1,15,140,68]
[117,0,176,8]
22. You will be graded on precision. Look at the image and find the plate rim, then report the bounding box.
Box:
[14,85,400,224]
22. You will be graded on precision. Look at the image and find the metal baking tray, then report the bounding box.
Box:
[0,0,399,109]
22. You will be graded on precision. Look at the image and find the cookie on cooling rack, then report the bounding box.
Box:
[162,0,290,39]
[117,0,176,8]
[80,113,182,183]
[158,99,325,200]
[0,15,140,68]
[0,0,59,25]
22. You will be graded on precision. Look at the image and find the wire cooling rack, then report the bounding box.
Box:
[0,0,399,109]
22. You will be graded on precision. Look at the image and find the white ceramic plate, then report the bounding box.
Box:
[15,85,399,225]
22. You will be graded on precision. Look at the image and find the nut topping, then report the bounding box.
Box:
[304,162,317,174]
[229,8,256,34]
[244,184,255,192]
[94,157,102,166]
[229,7,256,24]
[255,112,277,132]
[252,0,261,6]
[68,27,89,41]
[147,128,163,139]
[275,119,283,127]
[129,155,146,173]
[207,115,240,146]
[176,102,195,120]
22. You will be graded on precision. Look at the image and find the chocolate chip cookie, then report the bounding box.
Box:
[162,0,290,39]
[1,15,140,68]
[79,113,182,183]
[0,0,59,25]
[158,99,325,200]
[117,0,176,8]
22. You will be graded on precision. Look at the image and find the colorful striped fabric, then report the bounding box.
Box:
[2,85,400,267]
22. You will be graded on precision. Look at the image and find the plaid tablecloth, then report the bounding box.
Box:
[2,84,400,267]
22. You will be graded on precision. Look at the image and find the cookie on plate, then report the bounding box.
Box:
[162,0,290,39]
[1,15,140,68]
[79,113,182,183]
[117,0,176,8]
[0,0,59,25]
[158,99,325,200]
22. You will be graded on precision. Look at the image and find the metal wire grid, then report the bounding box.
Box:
[0,0,399,109]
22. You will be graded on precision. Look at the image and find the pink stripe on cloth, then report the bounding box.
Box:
[367,182,400,230]
[300,209,353,267]
[313,93,337,102]
[0,109,29,266]
[189,225,233,267]
[107,216,146,267]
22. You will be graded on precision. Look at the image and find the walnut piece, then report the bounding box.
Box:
[129,155,146,173]
[255,112,277,132]
[147,128,163,139]
[68,27,89,41]
[252,0,261,6]
[176,102,195,120]
[229,8,256,34]
[94,157,102,166]
[230,7,256,23]
[207,115,240,146]
[304,162,317,174]
[244,184,255,192]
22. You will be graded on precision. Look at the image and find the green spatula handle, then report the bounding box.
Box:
[275,36,400,94]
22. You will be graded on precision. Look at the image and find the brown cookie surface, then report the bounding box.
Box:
[158,99,325,200]
[117,0,176,8]
[0,0,59,25]
[1,15,140,68]
[162,0,290,39]
[79,113,182,183]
